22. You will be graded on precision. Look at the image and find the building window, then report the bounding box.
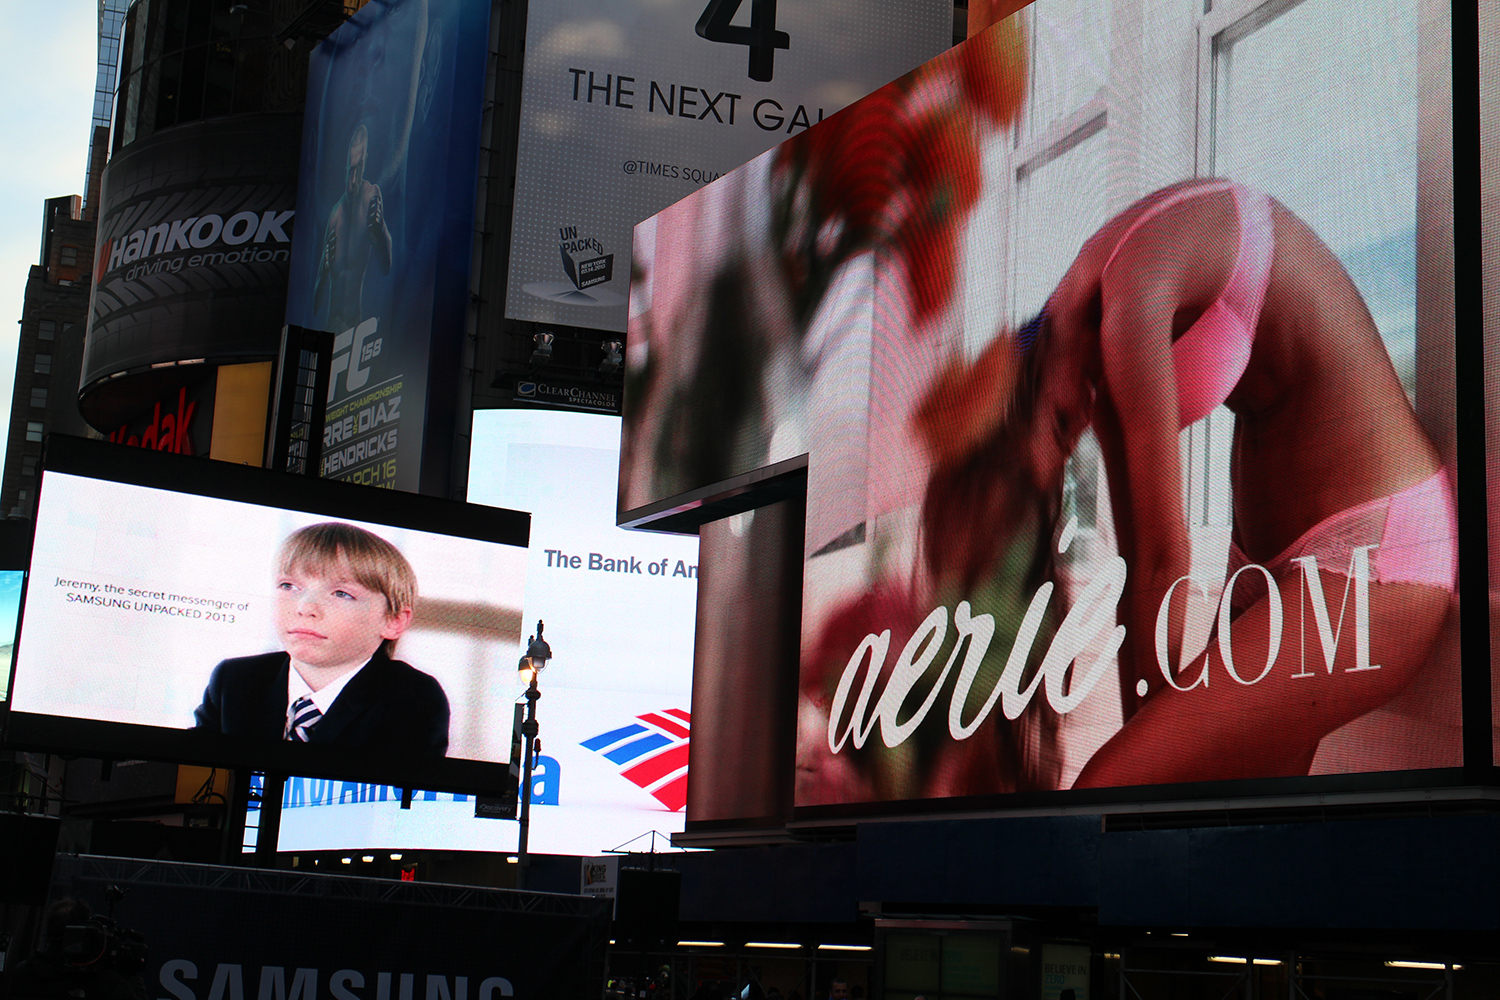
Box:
[1208,0,1418,398]
[21,456,36,477]
[29,388,47,408]
[37,320,56,341]
[60,245,79,267]
[25,421,43,443]
[34,354,51,375]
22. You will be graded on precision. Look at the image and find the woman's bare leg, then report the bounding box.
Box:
[1071,565,1451,789]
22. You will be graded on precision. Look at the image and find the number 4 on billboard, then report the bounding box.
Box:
[695,0,789,83]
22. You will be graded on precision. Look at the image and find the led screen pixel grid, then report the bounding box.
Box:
[274,409,700,856]
[0,571,23,702]
[5,437,528,793]
[1482,0,1500,766]
[622,0,1461,818]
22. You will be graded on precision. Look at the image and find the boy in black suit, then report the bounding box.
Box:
[193,522,449,754]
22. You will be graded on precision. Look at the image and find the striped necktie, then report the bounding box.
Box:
[287,695,322,741]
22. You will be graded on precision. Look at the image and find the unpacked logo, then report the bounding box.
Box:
[517,381,537,397]
[98,207,295,279]
[580,709,691,811]
[558,225,613,290]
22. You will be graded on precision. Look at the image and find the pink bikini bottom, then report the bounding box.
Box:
[1223,469,1457,616]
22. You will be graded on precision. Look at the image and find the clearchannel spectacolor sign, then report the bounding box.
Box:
[514,378,621,414]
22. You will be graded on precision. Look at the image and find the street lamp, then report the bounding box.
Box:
[515,621,552,890]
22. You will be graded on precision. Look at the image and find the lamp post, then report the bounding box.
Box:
[515,620,552,891]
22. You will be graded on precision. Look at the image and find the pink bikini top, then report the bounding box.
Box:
[1101,180,1275,428]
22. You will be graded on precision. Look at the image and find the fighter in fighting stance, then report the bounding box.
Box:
[314,124,393,333]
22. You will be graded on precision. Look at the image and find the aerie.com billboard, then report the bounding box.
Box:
[621,0,1462,821]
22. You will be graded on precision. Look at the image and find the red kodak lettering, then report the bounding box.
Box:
[175,387,195,456]
[141,403,161,449]
[107,387,197,455]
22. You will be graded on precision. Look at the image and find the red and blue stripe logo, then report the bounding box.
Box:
[580,709,691,811]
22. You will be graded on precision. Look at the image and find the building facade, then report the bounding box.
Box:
[0,197,98,517]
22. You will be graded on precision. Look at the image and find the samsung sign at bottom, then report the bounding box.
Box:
[49,856,607,1000]
[514,380,620,414]
[160,964,514,1000]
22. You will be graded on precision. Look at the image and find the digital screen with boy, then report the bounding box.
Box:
[6,438,528,789]
[193,523,450,754]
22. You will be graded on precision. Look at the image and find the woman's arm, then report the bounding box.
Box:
[1093,268,1194,722]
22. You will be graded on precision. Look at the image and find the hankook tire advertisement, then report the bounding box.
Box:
[84,115,301,401]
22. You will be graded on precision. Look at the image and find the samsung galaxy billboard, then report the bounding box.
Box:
[503,0,954,333]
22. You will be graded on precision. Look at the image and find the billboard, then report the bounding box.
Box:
[43,855,609,1000]
[621,0,1461,820]
[276,409,699,855]
[83,115,300,428]
[284,0,491,494]
[5,436,528,794]
[0,571,22,702]
[1484,0,1500,767]
[0,521,30,702]
[503,0,953,333]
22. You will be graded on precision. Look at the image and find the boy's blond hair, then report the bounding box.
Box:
[278,523,418,620]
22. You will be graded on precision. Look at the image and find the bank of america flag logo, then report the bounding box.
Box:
[580,709,690,811]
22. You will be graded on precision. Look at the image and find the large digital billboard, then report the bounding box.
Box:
[284,0,491,494]
[0,572,22,703]
[503,0,953,333]
[0,521,30,702]
[276,409,700,855]
[83,115,301,429]
[621,0,1461,821]
[1483,0,1500,765]
[4,436,528,794]
[46,855,609,1000]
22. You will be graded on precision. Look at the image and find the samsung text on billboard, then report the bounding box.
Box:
[158,961,515,1000]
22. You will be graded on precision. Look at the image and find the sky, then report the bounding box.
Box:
[0,4,100,464]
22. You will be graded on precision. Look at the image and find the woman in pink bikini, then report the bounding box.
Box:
[924,178,1455,788]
